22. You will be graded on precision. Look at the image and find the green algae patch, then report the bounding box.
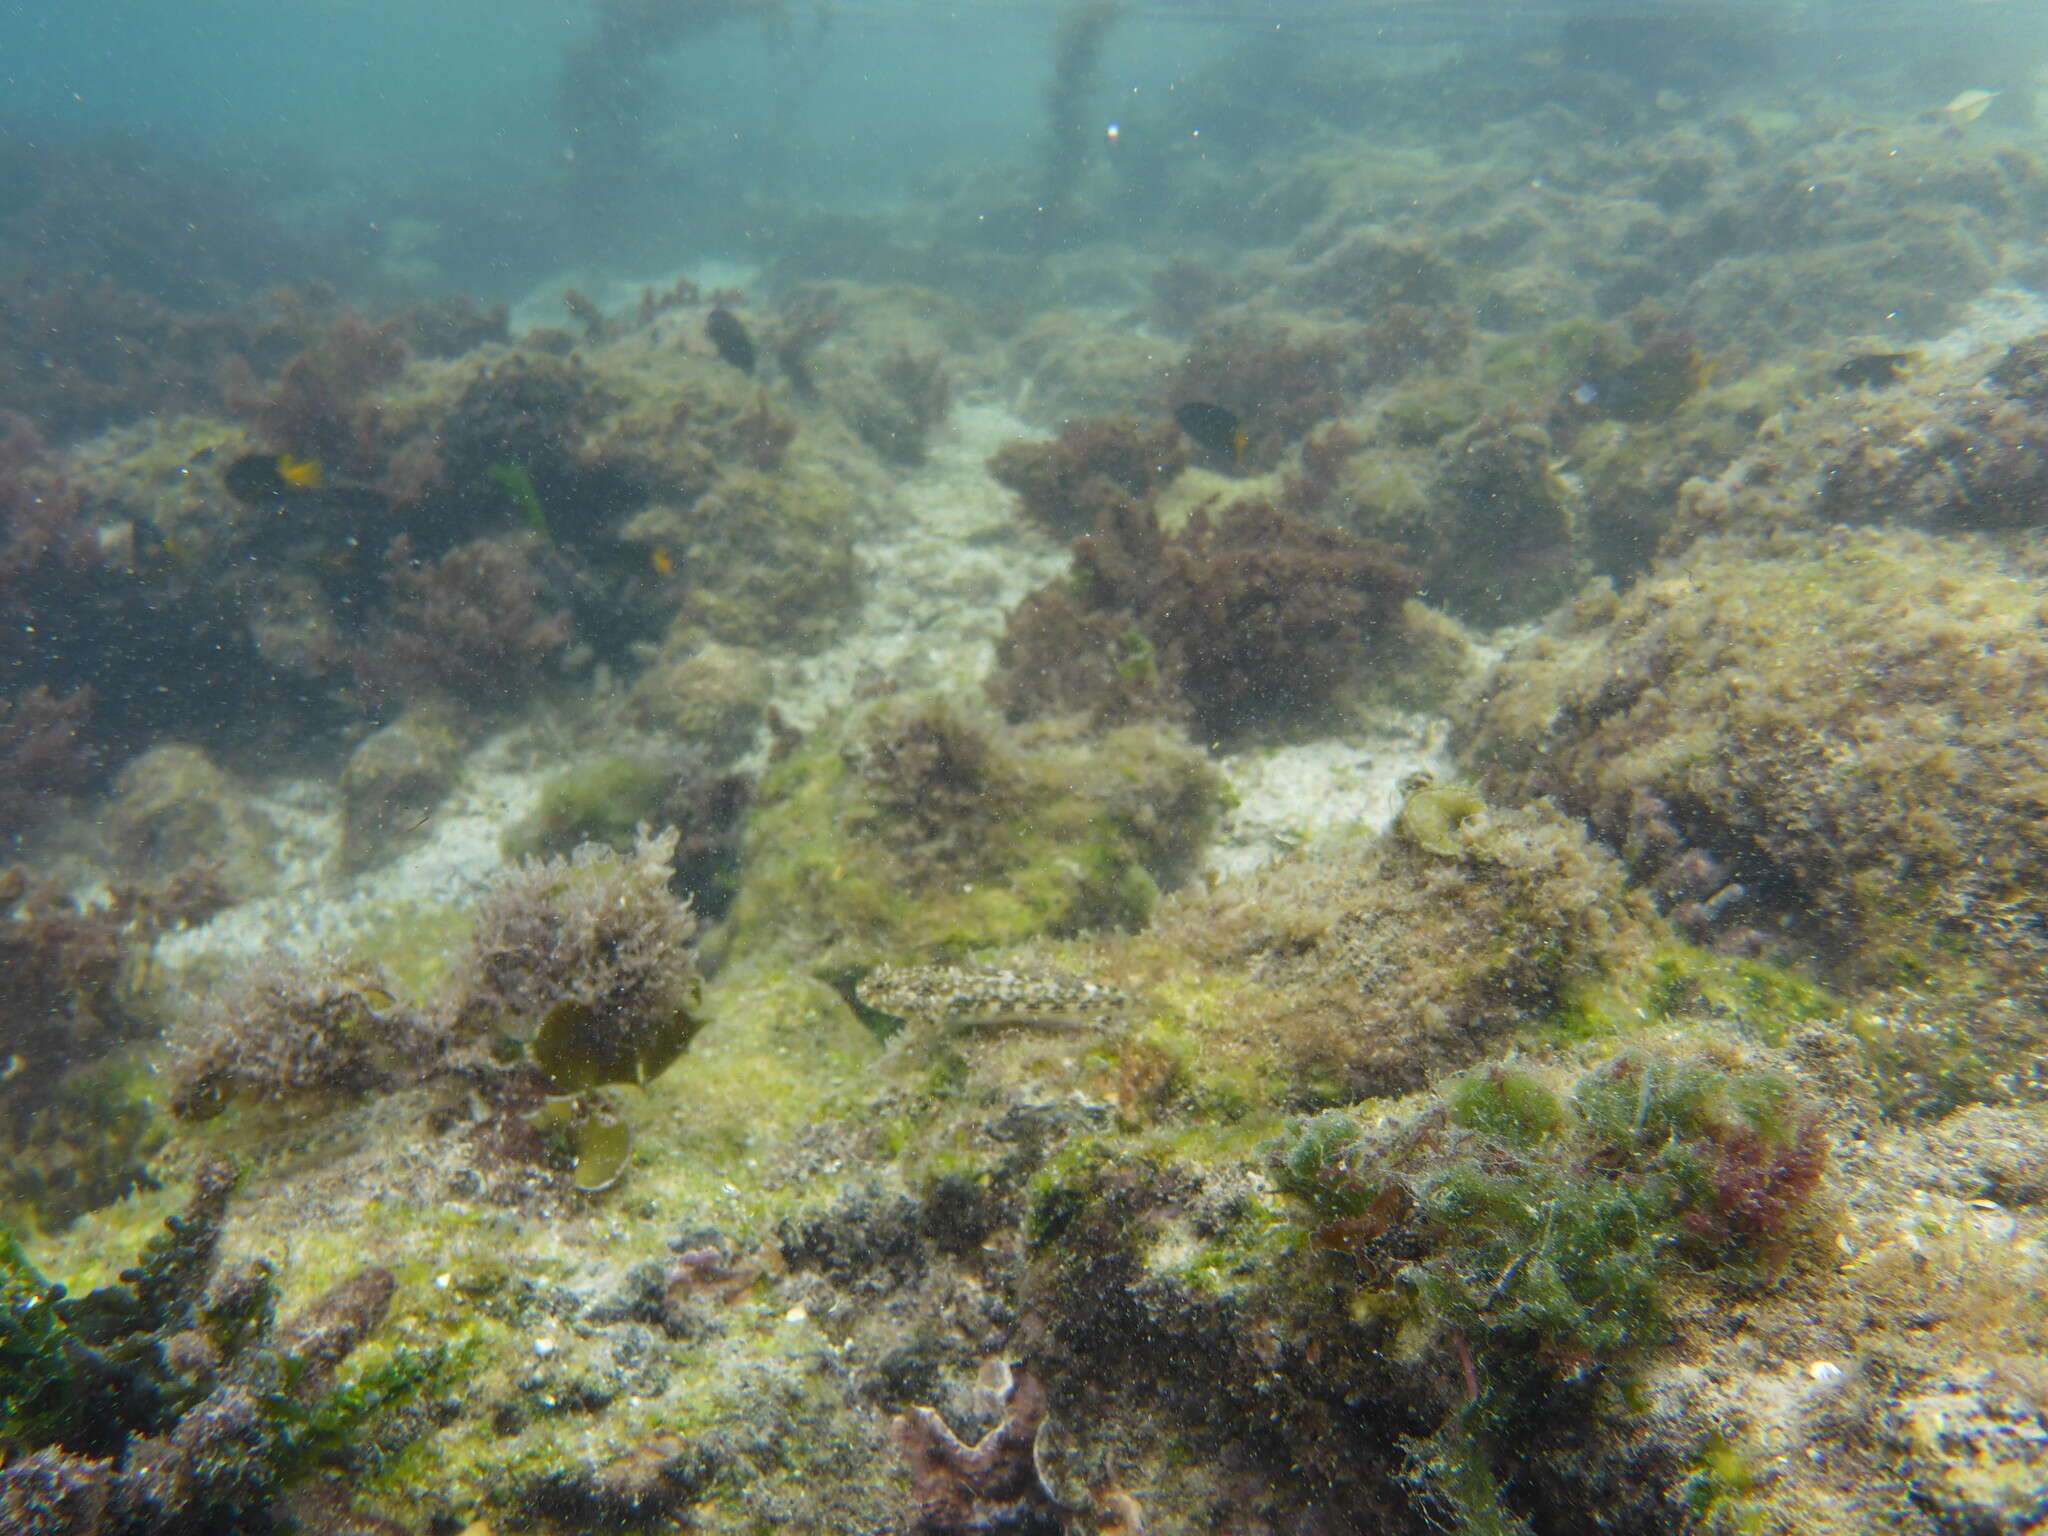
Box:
[1447,1064,1568,1147]
[722,699,1223,974]
[1266,1037,1831,1530]
[502,754,673,861]
[1640,945,1847,1042]
[1683,1433,1771,1535]
[652,965,879,1148]
[1274,1040,1830,1350]
[349,899,476,1002]
[1537,945,1846,1054]
[1143,1188,1297,1302]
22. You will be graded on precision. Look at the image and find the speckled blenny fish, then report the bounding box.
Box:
[856,963,1135,1032]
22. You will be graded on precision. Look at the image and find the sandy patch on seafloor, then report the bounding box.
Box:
[149,731,543,980]
[758,398,1070,729]
[1202,724,1454,884]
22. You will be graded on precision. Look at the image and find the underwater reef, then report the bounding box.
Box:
[0,1158,420,1536]
[1463,524,2048,1121]
[9,31,2048,1536]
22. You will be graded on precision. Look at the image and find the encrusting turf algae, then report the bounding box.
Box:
[4,3,2048,1532]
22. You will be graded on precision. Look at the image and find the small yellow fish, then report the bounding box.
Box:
[1942,89,1999,124]
[650,546,675,576]
[276,453,325,489]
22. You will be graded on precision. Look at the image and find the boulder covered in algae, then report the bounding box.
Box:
[1461,525,2048,1118]
[719,695,1226,975]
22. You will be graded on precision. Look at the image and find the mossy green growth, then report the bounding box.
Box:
[1402,1418,1534,1536]
[1022,1135,1123,1251]
[1846,1007,2012,1123]
[1536,944,1845,1056]
[0,1227,79,1448]
[501,755,671,862]
[723,706,1222,972]
[274,1336,479,1481]
[1464,531,2048,1106]
[1,1057,166,1236]
[1399,1138,1674,1368]
[1273,1041,1828,1390]
[1479,316,1608,398]
[1272,1109,1385,1225]
[1381,376,1495,445]
[1639,945,1845,1044]
[1448,1066,1567,1148]
[673,463,865,649]
[1682,1433,1769,1534]
[5,1164,450,1521]
[344,900,474,1003]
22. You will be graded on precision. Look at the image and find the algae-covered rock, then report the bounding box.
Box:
[1888,1374,2048,1535]
[620,463,865,650]
[1916,1106,2048,1208]
[499,751,753,916]
[722,698,1224,973]
[100,742,275,897]
[1669,337,2048,550]
[1005,309,1176,427]
[0,1159,423,1533]
[1462,527,2048,1113]
[337,706,467,873]
[624,641,772,762]
[0,1064,162,1234]
[1146,797,1657,1099]
[500,754,673,863]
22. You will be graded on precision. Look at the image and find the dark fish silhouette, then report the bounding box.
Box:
[1173,400,1248,468]
[1832,352,1915,389]
[706,307,756,374]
